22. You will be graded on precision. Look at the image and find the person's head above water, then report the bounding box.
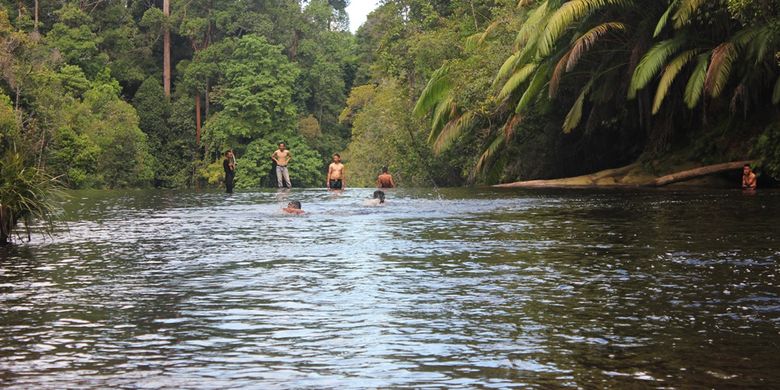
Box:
[743,164,752,174]
[381,166,388,174]
[225,150,233,157]
[373,190,385,203]
[287,200,302,210]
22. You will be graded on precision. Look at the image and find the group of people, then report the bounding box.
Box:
[224,142,397,193]
[225,144,762,196]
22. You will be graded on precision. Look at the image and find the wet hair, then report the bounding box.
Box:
[288,201,302,209]
[279,142,285,147]
[381,166,388,173]
[333,153,341,158]
[373,190,385,204]
[744,164,751,168]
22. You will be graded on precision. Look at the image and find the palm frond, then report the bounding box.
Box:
[737,24,778,64]
[432,112,477,154]
[549,51,571,98]
[538,0,629,57]
[493,53,521,88]
[773,75,780,105]
[684,53,709,108]
[498,64,537,101]
[503,114,523,142]
[430,97,456,138]
[515,1,550,50]
[413,64,452,117]
[654,1,677,37]
[475,134,506,174]
[628,36,686,99]
[516,63,550,113]
[566,22,626,72]
[563,81,592,133]
[465,19,505,51]
[704,42,737,98]
[672,0,706,29]
[652,49,701,114]
[464,33,482,52]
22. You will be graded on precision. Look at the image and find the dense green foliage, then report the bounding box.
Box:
[405,0,780,182]
[1,0,779,197]
[1,0,358,191]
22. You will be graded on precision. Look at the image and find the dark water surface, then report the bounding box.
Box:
[1,188,779,389]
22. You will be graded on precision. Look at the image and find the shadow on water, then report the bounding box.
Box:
[1,187,779,388]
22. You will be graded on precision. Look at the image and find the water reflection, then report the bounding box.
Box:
[1,188,779,388]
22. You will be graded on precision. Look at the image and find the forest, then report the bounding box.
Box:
[0,0,779,198]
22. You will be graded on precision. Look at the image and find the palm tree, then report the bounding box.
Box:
[415,0,780,180]
[0,150,60,245]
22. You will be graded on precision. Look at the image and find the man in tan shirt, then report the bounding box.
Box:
[271,142,292,188]
[327,153,345,190]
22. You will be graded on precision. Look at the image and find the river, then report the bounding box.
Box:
[1,188,779,388]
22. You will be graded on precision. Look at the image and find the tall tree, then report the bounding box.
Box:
[163,0,170,98]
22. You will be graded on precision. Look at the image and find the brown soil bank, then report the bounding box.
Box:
[493,161,754,188]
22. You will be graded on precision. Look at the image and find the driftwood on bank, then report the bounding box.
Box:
[493,161,754,188]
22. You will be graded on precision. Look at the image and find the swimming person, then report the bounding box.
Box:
[223,150,236,194]
[327,154,346,190]
[376,166,395,188]
[282,200,304,215]
[742,164,757,190]
[364,190,386,206]
[271,142,292,188]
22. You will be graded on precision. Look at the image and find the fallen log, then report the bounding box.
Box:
[647,160,753,187]
[493,160,754,188]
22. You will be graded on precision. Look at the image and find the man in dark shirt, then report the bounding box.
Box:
[223,150,236,193]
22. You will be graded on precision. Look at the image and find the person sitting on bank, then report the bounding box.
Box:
[271,142,292,188]
[742,164,757,190]
[223,150,236,194]
[282,201,304,215]
[376,166,395,188]
[327,153,346,190]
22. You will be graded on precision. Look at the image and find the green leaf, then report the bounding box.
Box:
[672,0,706,29]
[475,134,506,174]
[493,53,521,88]
[538,0,629,57]
[652,49,701,114]
[563,81,592,133]
[653,1,676,37]
[629,36,686,99]
[498,64,537,101]
[413,64,452,117]
[684,54,709,109]
[433,112,477,154]
[516,63,550,113]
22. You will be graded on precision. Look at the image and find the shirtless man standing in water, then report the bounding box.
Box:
[327,154,345,190]
[376,166,395,188]
[272,142,292,188]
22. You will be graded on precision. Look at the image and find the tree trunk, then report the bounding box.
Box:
[204,81,210,119]
[493,161,754,188]
[649,161,753,187]
[34,0,39,31]
[195,93,201,145]
[163,0,171,98]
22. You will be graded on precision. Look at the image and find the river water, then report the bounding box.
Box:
[1,188,779,388]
